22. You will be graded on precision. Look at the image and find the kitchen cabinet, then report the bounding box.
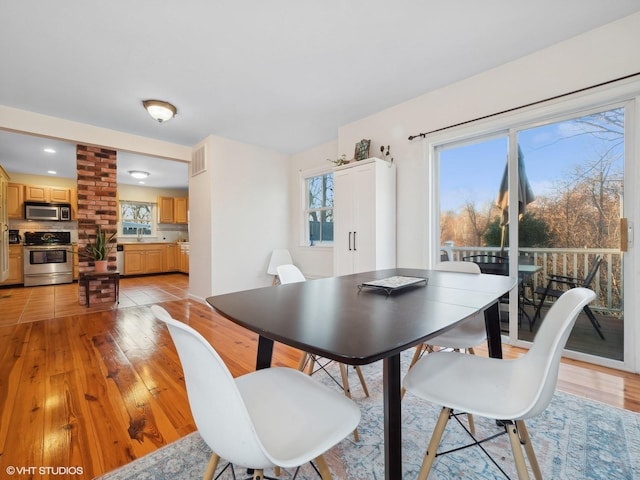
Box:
[70,188,78,220]
[158,197,175,224]
[179,243,189,273]
[164,243,178,272]
[0,244,23,286]
[123,244,165,275]
[25,185,72,203]
[174,197,188,224]
[158,196,188,224]
[0,166,9,282]
[333,158,396,276]
[73,244,79,280]
[7,183,24,219]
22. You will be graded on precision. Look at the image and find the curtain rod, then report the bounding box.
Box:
[407,72,640,141]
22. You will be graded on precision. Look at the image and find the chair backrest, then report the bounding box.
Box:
[463,254,508,276]
[277,264,306,284]
[150,305,274,469]
[514,288,596,418]
[582,255,603,288]
[434,261,481,274]
[267,249,293,275]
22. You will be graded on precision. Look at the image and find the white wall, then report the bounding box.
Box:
[288,12,640,277]
[188,135,290,300]
[330,11,640,270]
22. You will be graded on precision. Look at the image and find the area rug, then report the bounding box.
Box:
[95,354,640,480]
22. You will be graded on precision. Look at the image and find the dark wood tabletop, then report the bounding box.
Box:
[206,267,516,479]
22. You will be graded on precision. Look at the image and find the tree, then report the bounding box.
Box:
[484,213,553,248]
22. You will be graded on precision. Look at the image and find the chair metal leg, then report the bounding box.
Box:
[506,422,531,480]
[203,452,220,480]
[417,407,451,480]
[516,420,542,480]
[583,306,606,340]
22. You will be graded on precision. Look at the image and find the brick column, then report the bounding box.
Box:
[76,145,118,305]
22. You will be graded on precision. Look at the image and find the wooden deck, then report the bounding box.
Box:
[512,303,623,361]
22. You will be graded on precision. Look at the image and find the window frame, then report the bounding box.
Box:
[300,166,334,247]
[119,200,157,239]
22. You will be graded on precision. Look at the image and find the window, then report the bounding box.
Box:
[120,201,155,238]
[304,172,334,245]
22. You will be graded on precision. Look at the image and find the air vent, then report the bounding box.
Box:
[191,145,207,177]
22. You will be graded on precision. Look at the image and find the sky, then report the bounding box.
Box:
[439,108,624,213]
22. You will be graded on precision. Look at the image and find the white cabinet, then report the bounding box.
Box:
[333,158,396,276]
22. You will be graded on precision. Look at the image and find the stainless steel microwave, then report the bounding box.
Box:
[24,202,72,222]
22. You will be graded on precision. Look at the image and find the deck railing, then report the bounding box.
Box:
[442,244,622,314]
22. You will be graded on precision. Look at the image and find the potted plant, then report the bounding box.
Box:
[82,225,117,272]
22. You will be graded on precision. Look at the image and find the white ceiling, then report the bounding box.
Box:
[1,1,640,188]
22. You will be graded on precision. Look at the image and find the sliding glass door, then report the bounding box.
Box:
[433,102,633,368]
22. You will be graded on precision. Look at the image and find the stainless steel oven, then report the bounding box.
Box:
[23,231,73,287]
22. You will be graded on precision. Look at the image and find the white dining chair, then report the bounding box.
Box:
[276,264,369,442]
[403,261,486,433]
[151,305,360,480]
[403,288,596,480]
[267,249,293,285]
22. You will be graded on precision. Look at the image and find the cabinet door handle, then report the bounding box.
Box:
[353,231,357,251]
[348,232,352,251]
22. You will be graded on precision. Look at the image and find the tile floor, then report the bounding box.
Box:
[0,273,189,327]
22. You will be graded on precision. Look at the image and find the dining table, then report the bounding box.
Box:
[206,267,516,480]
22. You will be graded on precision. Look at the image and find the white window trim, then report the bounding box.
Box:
[299,166,334,247]
[425,76,640,373]
[119,200,158,238]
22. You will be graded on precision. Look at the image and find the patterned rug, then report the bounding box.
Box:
[96,354,640,480]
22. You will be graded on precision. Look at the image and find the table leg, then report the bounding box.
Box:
[484,301,503,359]
[256,336,274,370]
[383,354,402,480]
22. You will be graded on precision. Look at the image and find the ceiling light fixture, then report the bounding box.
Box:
[44,148,56,153]
[142,99,177,123]
[129,170,150,179]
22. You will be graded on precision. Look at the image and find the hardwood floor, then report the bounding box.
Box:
[0,274,638,479]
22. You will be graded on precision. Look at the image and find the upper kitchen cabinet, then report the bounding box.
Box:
[158,196,188,224]
[25,184,71,203]
[158,196,174,223]
[333,158,396,276]
[174,197,188,224]
[7,183,24,219]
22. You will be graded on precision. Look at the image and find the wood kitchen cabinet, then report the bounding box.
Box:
[0,167,8,282]
[174,197,188,224]
[158,197,175,223]
[25,185,71,203]
[179,243,189,273]
[164,243,178,272]
[333,158,396,276]
[123,244,165,275]
[7,183,24,219]
[158,196,188,224]
[0,245,24,286]
[73,244,79,280]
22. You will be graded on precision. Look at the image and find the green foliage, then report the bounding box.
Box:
[484,213,554,248]
[82,225,117,261]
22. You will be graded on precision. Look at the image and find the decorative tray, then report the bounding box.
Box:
[358,276,428,295]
